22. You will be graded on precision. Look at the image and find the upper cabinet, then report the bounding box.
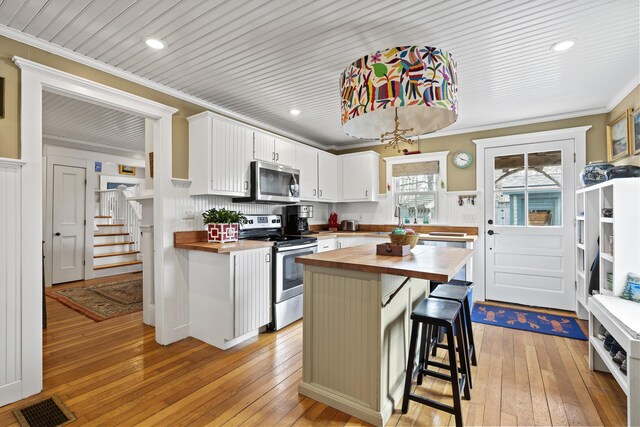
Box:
[296,145,338,202]
[253,131,296,166]
[296,144,319,200]
[318,151,338,201]
[188,112,253,196]
[339,151,379,202]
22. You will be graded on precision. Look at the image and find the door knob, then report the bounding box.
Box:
[487,230,494,235]
[488,219,494,225]
[55,232,61,236]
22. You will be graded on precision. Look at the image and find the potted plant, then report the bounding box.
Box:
[202,208,248,243]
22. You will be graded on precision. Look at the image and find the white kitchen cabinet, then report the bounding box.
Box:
[188,247,271,350]
[296,144,319,200]
[187,112,253,196]
[318,151,338,202]
[253,131,296,166]
[339,151,380,202]
[317,238,338,253]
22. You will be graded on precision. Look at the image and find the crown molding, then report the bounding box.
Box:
[606,74,640,111]
[43,134,145,159]
[0,25,325,150]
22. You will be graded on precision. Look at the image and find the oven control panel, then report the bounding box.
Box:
[242,214,282,230]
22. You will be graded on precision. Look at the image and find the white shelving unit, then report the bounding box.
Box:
[577,177,640,426]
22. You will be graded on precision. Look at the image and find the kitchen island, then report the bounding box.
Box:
[296,244,473,426]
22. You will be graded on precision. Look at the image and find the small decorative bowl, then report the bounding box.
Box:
[388,233,419,248]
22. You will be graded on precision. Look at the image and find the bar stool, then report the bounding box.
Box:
[402,298,470,427]
[430,284,478,369]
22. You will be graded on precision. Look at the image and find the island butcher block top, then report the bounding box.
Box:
[296,244,473,282]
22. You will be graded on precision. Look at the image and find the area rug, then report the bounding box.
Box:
[471,303,587,340]
[47,279,142,322]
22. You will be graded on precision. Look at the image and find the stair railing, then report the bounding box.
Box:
[95,185,142,252]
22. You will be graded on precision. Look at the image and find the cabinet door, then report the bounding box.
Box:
[254,131,275,162]
[317,238,337,253]
[211,118,253,196]
[233,248,271,338]
[274,137,296,166]
[341,155,370,200]
[318,151,338,201]
[296,144,318,200]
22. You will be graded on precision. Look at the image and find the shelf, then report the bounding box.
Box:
[577,270,585,278]
[589,336,628,393]
[576,216,585,221]
[577,243,585,250]
[601,253,614,262]
[600,217,614,223]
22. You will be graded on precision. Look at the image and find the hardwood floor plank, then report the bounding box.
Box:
[513,331,535,426]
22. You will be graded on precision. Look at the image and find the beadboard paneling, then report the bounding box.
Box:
[0,162,22,405]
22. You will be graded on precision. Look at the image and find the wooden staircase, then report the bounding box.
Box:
[93,215,142,277]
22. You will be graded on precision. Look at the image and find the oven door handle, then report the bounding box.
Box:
[274,242,318,252]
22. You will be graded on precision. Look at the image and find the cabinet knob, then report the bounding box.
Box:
[365,190,368,197]
[313,189,316,197]
[319,189,323,197]
[272,152,275,161]
[244,181,249,190]
[276,152,280,162]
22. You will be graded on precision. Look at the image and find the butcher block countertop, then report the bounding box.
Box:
[296,244,473,282]
[174,231,273,253]
[307,231,477,243]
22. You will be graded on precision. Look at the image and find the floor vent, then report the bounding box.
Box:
[13,396,76,427]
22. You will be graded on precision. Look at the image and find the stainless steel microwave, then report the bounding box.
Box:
[233,161,300,204]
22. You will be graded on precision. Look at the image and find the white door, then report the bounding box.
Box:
[484,139,575,310]
[274,137,295,166]
[297,145,318,200]
[318,151,338,201]
[253,131,275,162]
[52,165,86,284]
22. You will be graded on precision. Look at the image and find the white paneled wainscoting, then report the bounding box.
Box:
[0,159,26,406]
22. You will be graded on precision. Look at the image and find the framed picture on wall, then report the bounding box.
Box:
[630,108,640,156]
[606,110,630,161]
[119,164,136,175]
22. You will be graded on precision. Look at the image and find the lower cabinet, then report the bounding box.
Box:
[188,247,271,350]
[317,238,337,253]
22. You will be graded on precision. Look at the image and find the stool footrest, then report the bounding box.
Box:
[422,369,453,382]
[406,394,456,415]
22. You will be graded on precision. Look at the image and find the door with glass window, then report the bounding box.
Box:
[484,140,575,310]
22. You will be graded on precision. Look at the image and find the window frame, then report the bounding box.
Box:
[384,151,449,224]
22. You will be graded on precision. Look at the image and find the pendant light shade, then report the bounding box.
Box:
[340,46,459,140]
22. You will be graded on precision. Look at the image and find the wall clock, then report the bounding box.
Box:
[452,150,473,169]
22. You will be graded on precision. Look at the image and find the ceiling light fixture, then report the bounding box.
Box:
[145,38,167,50]
[551,40,574,52]
[290,109,301,116]
[340,46,458,152]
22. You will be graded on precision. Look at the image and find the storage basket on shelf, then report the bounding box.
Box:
[388,233,419,248]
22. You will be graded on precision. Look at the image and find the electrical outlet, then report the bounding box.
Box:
[182,209,195,220]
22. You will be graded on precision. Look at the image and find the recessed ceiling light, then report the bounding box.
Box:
[145,38,167,50]
[551,40,574,52]
[290,109,301,116]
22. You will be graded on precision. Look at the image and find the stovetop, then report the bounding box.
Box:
[238,214,316,247]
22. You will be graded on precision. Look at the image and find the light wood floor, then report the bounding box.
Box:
[0,274,627,426]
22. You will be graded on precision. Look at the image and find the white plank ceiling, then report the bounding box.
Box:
[42,91,145,153]
[2,0,639,147]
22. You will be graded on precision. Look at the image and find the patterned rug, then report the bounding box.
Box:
[47,278,142,322]
[471,303,587,340]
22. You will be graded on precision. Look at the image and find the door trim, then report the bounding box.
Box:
[14,56,177,402]
[473,126,590,303]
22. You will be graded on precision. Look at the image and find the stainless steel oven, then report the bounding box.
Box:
[272,241,317,330]
[233,161,300,204]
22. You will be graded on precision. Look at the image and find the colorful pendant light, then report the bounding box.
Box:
[340,46,459,150]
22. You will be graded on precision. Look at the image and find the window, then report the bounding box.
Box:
[386,152,447,224]
[493,150,563,227]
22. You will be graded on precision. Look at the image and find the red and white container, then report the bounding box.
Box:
[206,223,239,243]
